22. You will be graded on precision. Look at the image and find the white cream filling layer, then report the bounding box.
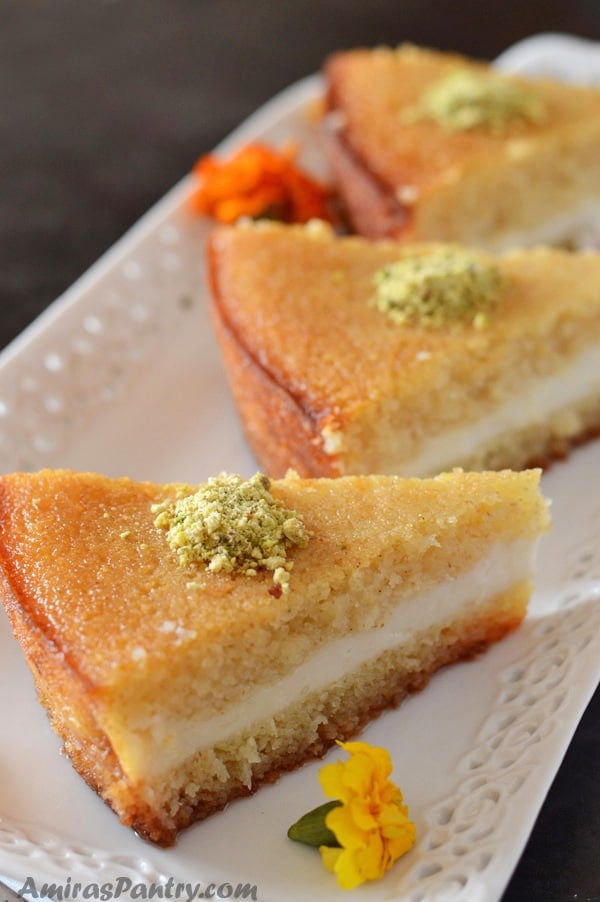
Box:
[119,538,538,780]
[484,203,600,252]
[397,343,600,478]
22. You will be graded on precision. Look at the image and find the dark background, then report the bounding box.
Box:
[0,2,599,899]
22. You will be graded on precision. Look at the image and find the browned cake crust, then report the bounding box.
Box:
[209,280,339,477]
[323,45,600,247]
[320,119,409,240]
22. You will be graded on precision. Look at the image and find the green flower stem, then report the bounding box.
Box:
[287,800,342,848]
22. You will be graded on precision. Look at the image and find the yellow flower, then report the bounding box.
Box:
[318,741,416,890]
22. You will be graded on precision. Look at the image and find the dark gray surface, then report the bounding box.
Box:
[0,2,599,899]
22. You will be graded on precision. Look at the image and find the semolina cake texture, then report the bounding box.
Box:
[0,467,549,844]
[208,221,600,479]
[322,44,600,249]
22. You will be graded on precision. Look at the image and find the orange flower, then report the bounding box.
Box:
[190,142,333,224]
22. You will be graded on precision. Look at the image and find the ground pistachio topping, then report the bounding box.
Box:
[152,472,309,593]
[371,248,505,328]
[403,68,546,133]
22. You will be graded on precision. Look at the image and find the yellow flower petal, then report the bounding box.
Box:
[326,805,368,850]
[338,754,374,798]
[348,797,380,831]
[357,830,387,881]
[341,741,394,780]
[322,846,367,890]
[319,760,353,804]
[314,740,416,888]
[319,844,343,874]
[378,800,410,829]
[387,828,417,862]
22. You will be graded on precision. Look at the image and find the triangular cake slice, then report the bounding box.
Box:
[322,44,600,249]
[208,221,600,478]
[0,467,549,844]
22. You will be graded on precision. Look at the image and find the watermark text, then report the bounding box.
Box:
[17,878,258,902]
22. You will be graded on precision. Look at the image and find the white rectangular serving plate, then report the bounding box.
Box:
[1,33,599,902]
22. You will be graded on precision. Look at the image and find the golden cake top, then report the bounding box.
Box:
[0,467,549,693]
[208,222,600,430]
[324,44,600,198]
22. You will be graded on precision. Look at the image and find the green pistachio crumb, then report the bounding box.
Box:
[371,248,505,328]
[152,472,310,592]
[120,530,132,539]
[473,311,491,330]
[403,68,546,133]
